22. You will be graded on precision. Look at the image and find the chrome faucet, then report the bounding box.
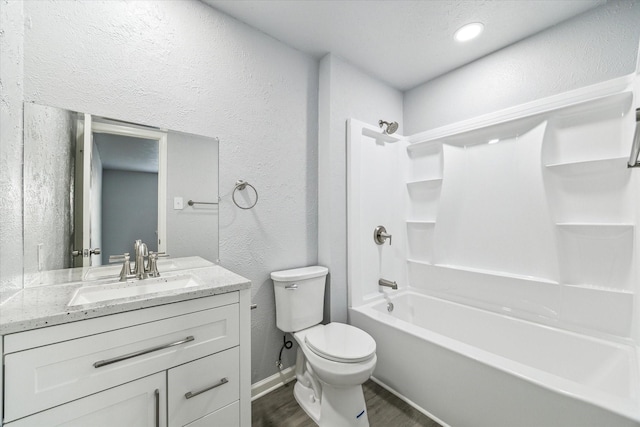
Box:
[110,240,167,281]
[134,240,149,280]
[379,278,398,290]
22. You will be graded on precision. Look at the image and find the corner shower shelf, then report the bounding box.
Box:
[361,127,401,143]
[407,259,559,285]
[406,139,441,154]
[407,259,434,266]
[406,220,436,225]
[406,178,443,188]
[560,282,633,295]
[556,222,634,235]
[544,157,628,175]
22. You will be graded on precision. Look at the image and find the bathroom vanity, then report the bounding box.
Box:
[0,258,251,427]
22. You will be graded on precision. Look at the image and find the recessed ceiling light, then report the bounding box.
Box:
[454,22,484,42]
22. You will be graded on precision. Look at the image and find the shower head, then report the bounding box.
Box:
[379,120,399,135]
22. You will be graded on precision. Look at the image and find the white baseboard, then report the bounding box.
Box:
[370,376,451,427]
[251,365,297,401]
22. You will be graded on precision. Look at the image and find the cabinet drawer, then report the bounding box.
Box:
[168,347,239,426]
[184,401,240,427]
[4,303,238,422]
[6,372,166,427]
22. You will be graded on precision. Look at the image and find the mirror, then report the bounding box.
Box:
[23,103,219,284]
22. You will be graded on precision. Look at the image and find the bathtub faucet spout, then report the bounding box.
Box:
[379,278,398,290]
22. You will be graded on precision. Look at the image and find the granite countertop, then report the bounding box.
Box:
[0,261,251,335]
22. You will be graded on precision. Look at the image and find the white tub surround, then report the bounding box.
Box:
[0,258,252,426]
[347,70,640,426]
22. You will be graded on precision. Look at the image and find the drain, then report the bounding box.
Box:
[387,302,394,312]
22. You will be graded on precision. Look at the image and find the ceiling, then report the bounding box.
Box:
[94,134,159,173]
[203,0,604,91]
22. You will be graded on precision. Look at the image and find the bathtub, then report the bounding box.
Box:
[349,290,640,427]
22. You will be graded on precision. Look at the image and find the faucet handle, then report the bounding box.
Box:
[374,225,392,245]
[109,252,130,263]
[148,252,160,277]
[115,253,134,281]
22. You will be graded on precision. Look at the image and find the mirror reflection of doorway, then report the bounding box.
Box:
[73,116,167,267]
[96,134,159,265]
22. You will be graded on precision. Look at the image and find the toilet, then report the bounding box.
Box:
[272,266,377,427]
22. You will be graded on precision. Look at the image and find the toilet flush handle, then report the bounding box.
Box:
[285,284,298,290]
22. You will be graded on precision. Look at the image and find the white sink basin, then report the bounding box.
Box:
[68,274,203,306]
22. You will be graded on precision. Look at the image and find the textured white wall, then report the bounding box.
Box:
[23,104,75,277]
[0,0,24,293]
[13,0,318,384]
[318,54,403,322]
[404,0,640,134]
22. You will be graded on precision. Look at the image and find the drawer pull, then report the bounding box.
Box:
[93,336,195,368]
[184,377,229,399]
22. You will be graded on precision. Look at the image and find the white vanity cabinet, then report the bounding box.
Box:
[1,290,251,427]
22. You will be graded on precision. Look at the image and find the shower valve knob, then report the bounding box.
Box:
[374,225,392,245]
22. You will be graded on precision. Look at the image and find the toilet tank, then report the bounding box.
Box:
[272,266,328,332]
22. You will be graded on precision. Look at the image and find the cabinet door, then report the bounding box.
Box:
[7,373,166,427]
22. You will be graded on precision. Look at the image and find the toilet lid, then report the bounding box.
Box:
[305,323,376,363]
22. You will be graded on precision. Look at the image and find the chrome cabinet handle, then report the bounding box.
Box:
[185,377,229,399]
[93,336,195,368]
[154,389,160,427]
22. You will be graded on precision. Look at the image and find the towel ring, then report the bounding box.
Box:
[232,180,258,210]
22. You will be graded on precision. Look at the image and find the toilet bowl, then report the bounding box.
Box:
[298,323,376,386]
[272,266,377,427]
[293,323,376,426]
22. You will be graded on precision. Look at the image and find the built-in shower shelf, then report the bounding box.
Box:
[406,220,436,226]
[556,223,634,236]
[361,127,402,143]
[407,139,442,154]
[560,283,634,295]
[436,264,559,284]
[407,259,560,285]
[407,259,434,266]
[406,178,443,188]
[544,157,628,175]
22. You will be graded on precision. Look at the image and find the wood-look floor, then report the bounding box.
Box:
[252,380,442,427]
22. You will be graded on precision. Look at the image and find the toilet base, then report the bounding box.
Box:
[294,381,321,424]
[294,380,370,427]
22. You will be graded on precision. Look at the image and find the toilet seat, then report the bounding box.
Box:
[304,323,376,363]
